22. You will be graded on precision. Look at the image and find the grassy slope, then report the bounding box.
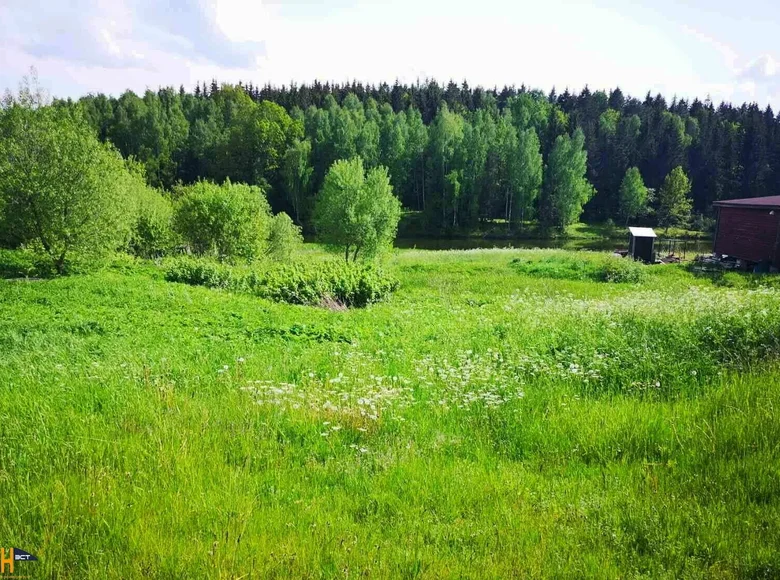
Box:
[1,249,779,579]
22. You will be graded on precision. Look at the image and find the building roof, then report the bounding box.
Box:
[628,227,657,238]
[713,195,780,210]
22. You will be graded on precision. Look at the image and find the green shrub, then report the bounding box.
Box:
[164,257,242,290]
[266,212,303,262]
[163,257,398,307]
[600,257,647,283]
[258,261,399,307]
[0,248,55,278]
[172,180,272,261]
[130,187,176,258]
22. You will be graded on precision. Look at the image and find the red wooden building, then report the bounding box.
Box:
[713,196,780,267]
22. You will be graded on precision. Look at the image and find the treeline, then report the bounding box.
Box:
[0,75,402,277]
[62,79,780,233]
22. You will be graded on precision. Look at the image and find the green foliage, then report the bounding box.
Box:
[163,256,241,289]
[266,212,303,262]
[37,77,780,241]
[618,166,649,224]
[172,179,272,261]
[126,163,176,258]
[314,158,402,261]
[3,248,780,577]
[0,248,55,278]
[511,127,543,227]
[0,104,135,273]
[600,255,647,283]
[510,250,647,283]
[164,256,398,307]
[257,261,399,307]
[657,166,693,231]
[281,138,313,224]
[540,129,595,230]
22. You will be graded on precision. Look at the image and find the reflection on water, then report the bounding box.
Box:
[395,237,714,255]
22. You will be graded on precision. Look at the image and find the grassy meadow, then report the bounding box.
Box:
[1,248,780,578]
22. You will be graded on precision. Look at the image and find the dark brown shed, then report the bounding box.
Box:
[713,196,780,267]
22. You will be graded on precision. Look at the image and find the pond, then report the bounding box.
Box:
[394,236,714,256]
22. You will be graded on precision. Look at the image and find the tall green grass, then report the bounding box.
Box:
[1,248,779,578]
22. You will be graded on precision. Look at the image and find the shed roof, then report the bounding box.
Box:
[713,195,780,210]
[628,227,657,238]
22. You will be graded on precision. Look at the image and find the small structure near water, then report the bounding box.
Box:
[713,195,780,270]
[627,227,657,263]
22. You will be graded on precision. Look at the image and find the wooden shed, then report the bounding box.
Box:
[713,196,780,268]
[628,227,657,263]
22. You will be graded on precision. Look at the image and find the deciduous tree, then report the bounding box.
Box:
[314,158,401,261]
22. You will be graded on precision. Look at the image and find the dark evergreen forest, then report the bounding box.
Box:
[65,79,780,234]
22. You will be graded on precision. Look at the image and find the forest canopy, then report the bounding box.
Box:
[34,77,780,236]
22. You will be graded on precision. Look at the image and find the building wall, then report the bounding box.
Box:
[714,207,780,265]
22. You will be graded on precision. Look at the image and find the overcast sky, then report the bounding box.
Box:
[1,0,778,108]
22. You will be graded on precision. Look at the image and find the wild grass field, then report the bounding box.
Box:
[1,248,780,579]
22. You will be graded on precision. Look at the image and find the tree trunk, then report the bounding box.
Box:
[55,251,67,275]
[421,157,426,211]
[506,187,513,231]
[345,245,350,262]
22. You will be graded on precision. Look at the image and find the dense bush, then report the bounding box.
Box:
[600,256,647,283]
[172,180,272,261]
[257,261,399,307]
[164,257,398,307]
[129,183,176,258]
[266,212,303,262]
[163,257,243,290]
[0,248,55,278]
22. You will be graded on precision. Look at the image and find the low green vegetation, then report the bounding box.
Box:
[2,248,780,578]
[164,256,399,307]
[511,250,647,283]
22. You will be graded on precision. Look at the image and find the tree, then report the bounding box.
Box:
[657,166,692,232]
[427,103,464,227]
[314,158,401,261]
[618,167,649,225]
[0,105,134,273]
[217,94,301,186]
[266,212,303,262]
[510,128,543,229]
[540,129,595,230]
[172,179,272,261]
[281,138,313,224]
[126,160,176,258]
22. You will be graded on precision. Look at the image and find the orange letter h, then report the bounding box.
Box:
[0,547,13,574]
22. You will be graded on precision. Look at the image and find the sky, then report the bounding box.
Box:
[1,0,779,109]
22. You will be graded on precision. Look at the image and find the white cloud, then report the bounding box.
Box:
[740,54,779,81]
[0,0,778,110]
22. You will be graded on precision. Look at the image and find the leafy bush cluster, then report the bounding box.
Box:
[0,248,55,278]
[163,257,242,290]
[172,180,272,261]
[600,257,647,283]
[510,251,647,283]
[258,261,399,307]
[164,257,398,307]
